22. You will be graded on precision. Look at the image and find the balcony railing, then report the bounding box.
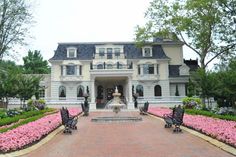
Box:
[94,53,126,59]
[90,63,133,70]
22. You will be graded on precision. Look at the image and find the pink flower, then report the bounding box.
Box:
[149,107,236,147]
[0,108,82,152]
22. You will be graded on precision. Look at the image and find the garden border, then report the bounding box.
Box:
[148,113,236,156]
[0,113,82,157]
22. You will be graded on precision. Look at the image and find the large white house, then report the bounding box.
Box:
[40,39,198,109]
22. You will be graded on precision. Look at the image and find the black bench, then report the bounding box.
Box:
[139,101,149,115]
[163,105,184,132]
[60,107,78,134]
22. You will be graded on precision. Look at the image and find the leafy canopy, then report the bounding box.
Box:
[135,0,236,69]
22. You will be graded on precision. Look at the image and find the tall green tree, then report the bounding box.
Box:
[0,60,21,108]
[17,74,42,106]
[135,0,236,69]
[23,50,50,74]
[0,0,33,59]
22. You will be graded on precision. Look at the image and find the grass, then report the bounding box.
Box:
[185,109,236,121]
[0,108,55,127]
[0,114,45,133]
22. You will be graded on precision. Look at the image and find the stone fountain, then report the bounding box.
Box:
[91,86,142,123]
[107,86,125,113]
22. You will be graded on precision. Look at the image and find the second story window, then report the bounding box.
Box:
[66,65,76,75]
[142,47,152,57]
[99,48,105,57]
[67,48,76,58]
[114,48,120,56]
[107,48,112,59]
[143,64,154,74]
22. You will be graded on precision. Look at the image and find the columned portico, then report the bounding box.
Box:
[90,69,134,109]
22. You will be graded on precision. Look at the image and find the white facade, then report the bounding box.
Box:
[43,40,195,109]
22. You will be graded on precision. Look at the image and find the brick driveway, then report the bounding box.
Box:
[21,111,234,157]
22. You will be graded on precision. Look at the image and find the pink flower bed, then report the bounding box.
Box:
[148,107,236,147]
[0,108,81,153]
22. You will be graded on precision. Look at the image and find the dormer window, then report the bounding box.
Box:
[67,48,77,58]
[142,47,152,57]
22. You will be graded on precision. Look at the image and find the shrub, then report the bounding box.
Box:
[182,97,201,109]
[27,99,46,110]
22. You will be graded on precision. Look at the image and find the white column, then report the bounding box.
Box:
[90,77,96,110]
[154,64,157,75]
[127,76,134,109]
[140,64,144,75]
[63,65,66,76]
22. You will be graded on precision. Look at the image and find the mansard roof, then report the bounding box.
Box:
[169,59,199,77]
[49,42,171,61]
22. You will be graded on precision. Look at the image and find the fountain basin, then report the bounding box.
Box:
[91,116,142,122]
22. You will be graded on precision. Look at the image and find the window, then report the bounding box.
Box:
[142,47,152,57]
[77,85,84,97]
[66,65,76,75]
[107,64,113,69]
[99,48,105,56]
[67,48,76,58]
[97,64,103,69]
[143,64,154,74]
[114,48,120,56]
[61,65,63,76]
[136,85,144,96]
[59,86,66,98]
[39,86,45,98]
[107,48,112,59]
[138,65,140,74]
[156,65,159,74]
[154,85,162,96]
[118,64,123,69]
[79,65,82,75]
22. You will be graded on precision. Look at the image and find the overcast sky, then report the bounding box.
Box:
[17,0,198,64]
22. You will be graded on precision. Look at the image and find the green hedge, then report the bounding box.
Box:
[0,108,55,126]
[0,114,45,133]
[185,109,236,121]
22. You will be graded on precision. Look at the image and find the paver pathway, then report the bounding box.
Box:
[21,111,235,157]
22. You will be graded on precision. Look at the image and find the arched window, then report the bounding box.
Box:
[59,86,66,98]
[77,85,84,97]
[136,85,144,96]
[154,85,162,96]
[97,64,103,69]
[107,64,113,69]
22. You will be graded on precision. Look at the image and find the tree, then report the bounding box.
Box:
[135,0,236,69]
[0,60,21,108]
[17,74,42,107]
[23,50,50,74]
[0,0,33,59]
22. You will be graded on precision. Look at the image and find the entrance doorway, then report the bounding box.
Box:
[94,77,127,109]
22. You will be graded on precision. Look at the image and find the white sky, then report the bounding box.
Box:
[16,0,199,65]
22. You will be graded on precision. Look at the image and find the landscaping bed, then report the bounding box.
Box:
[148,107,236,148]
[0,108,82,153]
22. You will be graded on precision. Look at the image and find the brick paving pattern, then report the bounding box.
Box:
[21,112,235,157]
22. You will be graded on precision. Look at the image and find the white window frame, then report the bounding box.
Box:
[67,47,77,58]
[142,46,152,57]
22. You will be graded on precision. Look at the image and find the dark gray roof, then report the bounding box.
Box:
[49,42,169,61]
[169,59,199,77]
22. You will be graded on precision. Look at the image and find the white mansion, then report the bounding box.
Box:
[41,39,198,109]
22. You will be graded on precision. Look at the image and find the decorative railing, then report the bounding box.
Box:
[90,63,133,70]
[94,53,126,59]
